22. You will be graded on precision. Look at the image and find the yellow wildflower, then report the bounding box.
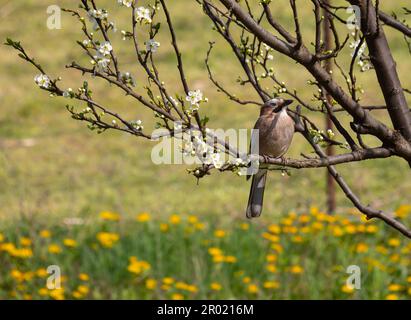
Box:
[341,284,355,294]
[127,256,151,275]
[79,273,90,281]
[172,293,184,300]
[386,294,398,300]
[355,243,368,253]
[271,243,283,253]
[345,225,357,234]
[388,284,403,292]
[146,278,157,290]
[210,282,222,291]
[48,244,62,254]
[49,288,65,300]
[38,288,49,296]
[208,247,223,256]
[39,230,51,238]
[388,238,400,247]
[136,212,150,222]
[188,216,198,224]
[298,215,310,223]
[160,223,169,232]
[77,285,89,295]
[247,284,259,294]
[242,277,251,284]
[63,238,77,248]
[395,205,411,218]
[169,214,181,224]
[214,229,226,238]
[289,265,304,274]
[267,224,280,234]
[266,264,277,273]
[96,232,119,248]
[0,233,4,242]
[365,225,378,233]
[240,223,249,230]
[263,281,280,289]
[163,277,174,285]
[36,268,48,278]
[225,256,237,263]
[266,254,277,263]
[99,211,120,221]
[20,237,32,246]
[10,269,24,282]
[195,223,205,230]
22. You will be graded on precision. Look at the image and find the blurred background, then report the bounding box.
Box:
[0,0,410,300]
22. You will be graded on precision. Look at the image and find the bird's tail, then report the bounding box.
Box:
[246,169,267,218]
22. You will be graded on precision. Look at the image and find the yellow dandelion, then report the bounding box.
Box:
[77,285,89,295]
[242,277,251,284]
[332,226,344,237]
[263,281,280,289]
[266,254,277,263]
[172,293,184,300]
[298,215,311,223]
[20,237,32,247]
[212,255,225,263]
[281,218,293,226]
[388,238,400,247]
[388,284,403,292]
[96,232,119,248]
[395,205,411,219]
[63,238,77,248]
[214,229,226,238]
[79,273,89,281]
[188,215,198,224]
[169,214,181,224]
[345,225,357,234]
[72,291,83,299]
[210,282,222,291]
[48,244,62,254]
[407,276,411,283]
[376,245,388,255]
[365,225,378,233]
[160,223,169,232]
[240,223,249,230]
[247,284,259,294]
[195,222,205,230]
[267,224,281,234]
[38,288,49,296]
[208,247,223,256]
[99,211,120,221]
[292,235,303,243]
[266,264,277,273]
[36,268,48,278]
[289,265,304,274]
[386,294,398,300]
[136,212,150,222]
[341,284,355,294]
[39,230,51,238]
[225,255,237,263]
[355,243,369,253]
[271,243,283,253]
[146,278,157,290]
[163,277,174,285]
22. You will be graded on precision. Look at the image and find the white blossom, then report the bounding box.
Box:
[93,54,111,72]
[98,41,113,56]
[118,0,133,8]
[185,89,204,109]
[34,74,51,89]
[146,39,160,53]
[63,88,73,98]
[120,72,136,86]
[135,7,152,24]
[131,119,144,131]
[87,9,109,30]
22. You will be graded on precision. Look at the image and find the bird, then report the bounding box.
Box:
[246,98,295,219]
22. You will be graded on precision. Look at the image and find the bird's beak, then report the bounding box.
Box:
[283,99,293,106]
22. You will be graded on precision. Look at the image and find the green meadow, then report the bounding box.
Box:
[0,0,410,299]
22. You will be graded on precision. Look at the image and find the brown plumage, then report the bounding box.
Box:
[246,98,295,218]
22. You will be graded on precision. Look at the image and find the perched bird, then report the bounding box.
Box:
[246,98,295,218]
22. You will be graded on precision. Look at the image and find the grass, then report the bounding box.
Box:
[1,208,411,300]
[0,0,411,300]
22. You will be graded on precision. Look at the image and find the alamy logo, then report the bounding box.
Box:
[47,5,62,30]
[346,265,361,290]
